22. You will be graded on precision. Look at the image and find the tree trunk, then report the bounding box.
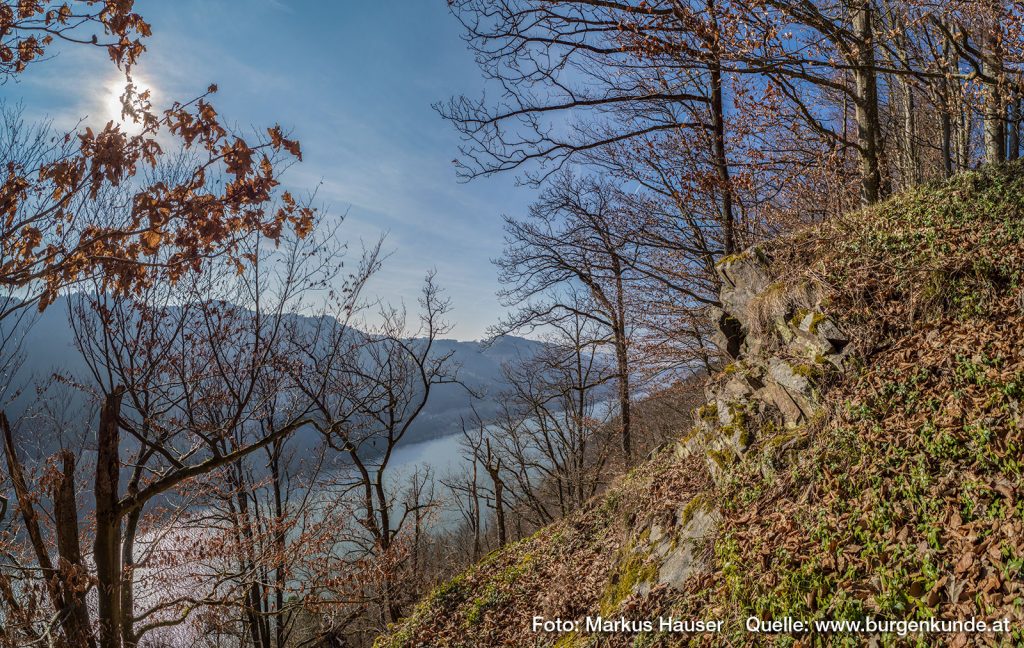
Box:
[226,459,268,648]
[901,75,919,186]
[470,463,481,560]
[939,39,955,177]
[53,451,96,648]
[941,106,953,177]
[890,23,919,187]
[120,509,141,648]
[493,476,506,548]
[950,42,971,171]
[614,323,632,460]
[708,25,736,253]
[1008,96,1020,161]
[2,413,80,645]
[484,444,506,548]
[957,94,971,170]
[851,0,883,204]
[270,445,287,648]
[374,476,404,624]
[95,389,125,648]
[983,13,1005,165]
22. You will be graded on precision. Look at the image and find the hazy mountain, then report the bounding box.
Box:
[0,296,545,446]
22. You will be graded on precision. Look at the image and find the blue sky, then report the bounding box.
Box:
[5,0,529,340]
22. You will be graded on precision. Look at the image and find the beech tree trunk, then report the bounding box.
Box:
[851,0,883,204]
[899,68,919,186]
[614,330,632,460]
[270,446,288,648]
[470,462,481,560]
[4,412,96,647]
[492,475,507,548]
[707,2,736,254]
[941,104,953,177]
[120,509,141,647]
[483,441,507,548]
[984,12,1005,165]
[1008,97,1020,161]
[53,451,95,648]
[612,258,632,460]
[903,87,917,185]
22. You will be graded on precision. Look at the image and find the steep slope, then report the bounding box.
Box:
[377,165,1024,647]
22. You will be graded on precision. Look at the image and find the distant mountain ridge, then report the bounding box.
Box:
[0,295,544,446]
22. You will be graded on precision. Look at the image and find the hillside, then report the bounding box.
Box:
[376,165,1024,647]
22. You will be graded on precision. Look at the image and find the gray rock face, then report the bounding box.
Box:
[759,382,807,426]
[682,245,851,483]
[635,499,721,597]
[656,506,720,589]
[717,248,772,330]
[768,356,809,394]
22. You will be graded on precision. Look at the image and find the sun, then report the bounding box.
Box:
[99,72,156,127]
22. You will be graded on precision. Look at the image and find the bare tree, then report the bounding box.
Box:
[445,411,511,559]
[488,312,617,527]
[494,173,638,458]
[441,0,745,250]
[292,271,461,638]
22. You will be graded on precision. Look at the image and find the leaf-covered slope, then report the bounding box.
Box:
[378,164,1024,647]
[380,448,714,647]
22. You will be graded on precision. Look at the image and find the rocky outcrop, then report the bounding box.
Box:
[679,246,851,482]
[622,246,852,601]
